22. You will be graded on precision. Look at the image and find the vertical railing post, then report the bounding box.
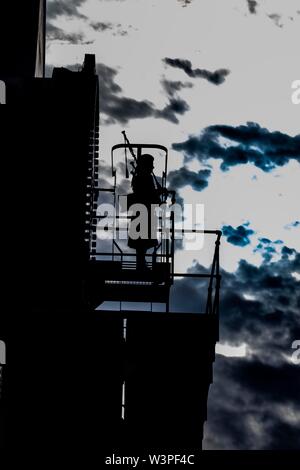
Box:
[171,209,175,283]
[212,231,221,316]
[205,246,217,314]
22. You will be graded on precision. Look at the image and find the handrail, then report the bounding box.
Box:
[91,207,222,315]
[113,240,123,263]
[94,252,169,258]
[95,187,115,192]
[94,220,221,236]
[173,273,219,278]
[111,143,168,153]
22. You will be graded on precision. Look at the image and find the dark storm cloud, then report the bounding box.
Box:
[222,223,255,247]
[219,252,300,361]
[157,98,190,124]
[171,246,300,448]
[177,0,193,7]
[46,23,92,44]
[285,221,300,230]
[158,79,193,123]
[161,79,193,97]
[172,246,300,355]
[163,58,230,85]
[96,63,189,125]
[268,13,283,28]
[172,122,300,172]
[47,0,87,20]
[90,22,114,32]
[114,30,129,37]
[204,356,300,449]
[281,246,296,260]
[168,167,211,191]
[254,238,283,262]
[46,0,90,43]
[267,417,300,450]
[228,359,300,405]
[90,21,131,36]
[246,0,258,14]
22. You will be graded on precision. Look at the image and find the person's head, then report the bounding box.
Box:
[137,154,154,174]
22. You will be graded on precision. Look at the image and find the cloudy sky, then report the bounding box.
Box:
[46,0,300,450]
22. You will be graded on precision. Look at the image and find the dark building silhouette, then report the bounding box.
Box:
[2,55,99,312]
[0,0,46,79]
[1,56,101,454]
[0,1,220,458]
[0,353,5,449]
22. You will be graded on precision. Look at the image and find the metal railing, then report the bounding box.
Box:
[172,229,221,315]
[91,205,221,314]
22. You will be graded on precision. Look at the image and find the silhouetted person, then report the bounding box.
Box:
[128,154,163,271]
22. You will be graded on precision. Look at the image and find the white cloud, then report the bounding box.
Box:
[216,342,247,358]
[291,272,300,281]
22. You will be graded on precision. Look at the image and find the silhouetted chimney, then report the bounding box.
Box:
[83,54,96,76]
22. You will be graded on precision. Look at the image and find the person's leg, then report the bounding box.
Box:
[152,247,157,270]
[136,246,147,271]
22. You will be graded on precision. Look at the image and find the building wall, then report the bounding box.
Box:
[0,59,100,454]
[1,64,99,311]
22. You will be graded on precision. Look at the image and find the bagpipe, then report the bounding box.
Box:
[122,130,176,205]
